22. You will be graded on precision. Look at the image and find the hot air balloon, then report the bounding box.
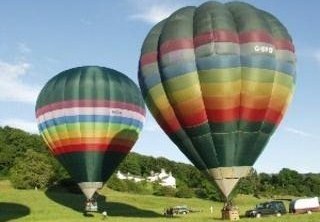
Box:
[138,0,295,205]
[36,66,145,211]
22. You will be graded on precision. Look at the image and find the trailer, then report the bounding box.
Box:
[289,197,320,214]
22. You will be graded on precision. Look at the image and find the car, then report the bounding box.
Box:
[164,205,190,217]
[245,201,287,218]
[172,205,190,214]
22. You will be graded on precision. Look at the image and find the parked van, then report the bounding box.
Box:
[245,201,286,218]
[289,197,320,214]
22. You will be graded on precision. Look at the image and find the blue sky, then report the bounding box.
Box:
[0,0,319,173]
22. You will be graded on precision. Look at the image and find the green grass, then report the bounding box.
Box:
[1,180,320,222]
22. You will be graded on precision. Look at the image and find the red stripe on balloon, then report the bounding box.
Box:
[238,30,273,44]
[140,29,295,66]
[241,107,281,124]
[140,52,158,67]
[140,30,295,66]
[52,144,133,155]
[239,30,294,52]
[207,107,240,122]
[156,116,181,134]
[156,107,281,130]
[36,100,145,117]
[206,107,281,124]
[241,107,267,122]
[159,39,194,56]
[179,110,208,127]
[194,29,239,47]
[52,137,134,148]
[154,106,282,134]
[265,109,283,124]
[274,39,295,52]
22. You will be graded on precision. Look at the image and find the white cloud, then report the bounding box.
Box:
[0,118,38,134]
[0,60,40,104]
[284,127,316,139]
[128,0,184,24]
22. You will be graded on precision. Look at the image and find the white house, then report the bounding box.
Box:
[116,171,145,182]
[116,169,176,188]
[116,171,127,180]
[159,171,176,188]
[147,168,176,188]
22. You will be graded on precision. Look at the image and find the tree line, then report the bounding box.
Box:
[1,126,320,201]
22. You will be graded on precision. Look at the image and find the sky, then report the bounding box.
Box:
[0,0,319,173]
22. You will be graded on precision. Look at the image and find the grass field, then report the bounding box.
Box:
[1,180,320,222]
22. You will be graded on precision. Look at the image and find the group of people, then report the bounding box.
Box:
[163,207,174,217]
[85,198,98,212]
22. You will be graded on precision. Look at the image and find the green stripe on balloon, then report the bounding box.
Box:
[36,66,145,109]
[57,151,127,183]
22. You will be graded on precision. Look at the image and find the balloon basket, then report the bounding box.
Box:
[221,204,240,221]
[85,199,98,212]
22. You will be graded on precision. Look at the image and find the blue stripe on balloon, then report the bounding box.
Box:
[140,54,295,90]
[144,72,162,90]
[161,61,196,81]
[38,115,143,132]
[240,55,295,75]
[197,55,241,70]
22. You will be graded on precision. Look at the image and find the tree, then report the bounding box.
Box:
[153,183,176,197]
[107,175,129,192]
[277,168,302,188]
[236,170,259,195]
[176,185,194,198]
[9,149,55,189]
[0,126,50,176]
[0,143,16,175]
[119,153,141,175]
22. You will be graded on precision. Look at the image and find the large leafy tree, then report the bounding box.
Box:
[9,149,55,189]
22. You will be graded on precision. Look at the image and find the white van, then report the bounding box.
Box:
[289,197,320,214]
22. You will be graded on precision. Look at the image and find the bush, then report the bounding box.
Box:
[176,186,194,198]
[107,176,128,192]
[9,149,55,189]
[153,183,176,197]
[107,176,154,195]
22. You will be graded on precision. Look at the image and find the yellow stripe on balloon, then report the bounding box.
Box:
[164,72,199,91]
[202,94,240,109]
[42,123,140,142]
[169,84,202,103]
[170,97,205,117]
[201,81,241,96]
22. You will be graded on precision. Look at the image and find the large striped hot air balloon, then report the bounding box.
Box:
[36,66,145,207]
[138,1,295,201]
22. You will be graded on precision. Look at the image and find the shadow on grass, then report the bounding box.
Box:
[212,215,247,220]
[0,202,30,221]
[45,185,162,218]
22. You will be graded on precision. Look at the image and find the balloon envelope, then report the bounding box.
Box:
[138,1,295,199]
[36,66,145,199]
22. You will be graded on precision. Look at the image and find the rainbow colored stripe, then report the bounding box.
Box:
[36,100,145,155]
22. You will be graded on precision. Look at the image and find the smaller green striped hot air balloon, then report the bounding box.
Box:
[36,66,145,210]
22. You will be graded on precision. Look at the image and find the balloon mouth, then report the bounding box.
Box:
[78,182,103,199]
[204,166,252,200]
